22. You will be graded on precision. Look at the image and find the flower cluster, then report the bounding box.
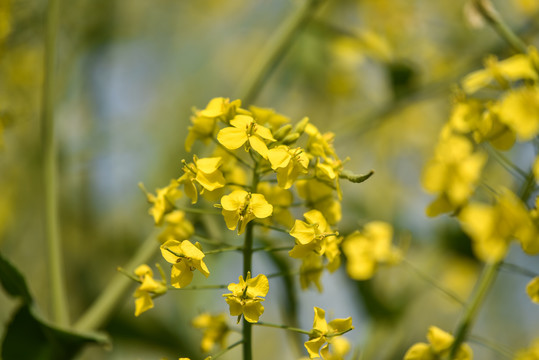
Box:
[133,97,385,358]
[404,326,473,360]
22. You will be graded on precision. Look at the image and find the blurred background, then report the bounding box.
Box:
[1,0,538,359]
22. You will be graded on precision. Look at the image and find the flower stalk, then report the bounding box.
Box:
[42,0,69,327]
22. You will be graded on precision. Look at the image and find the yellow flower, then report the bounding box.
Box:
[256,183,295,228]
[133,264,167,317]
[527,277,539,304]
[192,312,230,353]
[422,135,486,216]
[157,210,195,244]
[514,338,539,360]
[459,188,538,262]
[342,221,401,280]
[304,307,353,360]
[223,272,269,323]
[296,179,342,225]
[178,156,226,204]
[217,114,276,159]
[404,326,473,360]
[288,210,338,260]
[462,53,538,94]
[267,145,309,189]
[249,105,290,131]
[304,123,337,161]
[220,190,273,234]
[160,240,210,288]
[139,180,182,225]
[299,254,324,292]
[185,97,241,152]
[498,86,539,141]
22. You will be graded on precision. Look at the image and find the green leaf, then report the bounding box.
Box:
[2,305,109,360]
[0,252,33,303]
[0,253,109,359]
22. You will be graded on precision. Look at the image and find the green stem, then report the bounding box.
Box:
[468,334,513,359]
[205,246,244,255]
[473,0,528,53]
[42,0,68,327]
[168,284,228,290]
[210,339,244,360]
[500,262,538,278]
[449,261,500,359]
[402,259,465,305]
[74,231,160,331]
[242,165,260,360]
[254,321,312,336]
[252,245,293,253]
[237,0,329,105]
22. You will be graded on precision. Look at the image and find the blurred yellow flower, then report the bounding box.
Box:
[220,190,273,234]
[223,272,269,323]
[157,210,194,244]
[404,326,472,360]
[459,188,539,262]
[249,105,290,131]
[192,312,230,353]
[342,221,401,280]
[133,264,167,317]
[462,53,538,94]
[139,180,182,225]
[422,135,486,216]
[304,307,353,360]
[514,338,539,360]
[296,179,342,225]
[526,277,539,304]
[498,86,539,141]
[217,114,275,159]
[160,240,210,288]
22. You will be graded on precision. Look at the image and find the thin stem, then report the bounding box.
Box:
[253,222,291,234]
[192,234,235,247]
[176,206,221,216]
[213,138,254,169]
[237,0,329,105]
[500,262,538,278]
[402,259,465,305]
[205,246,244,255]
[42,0,68,327]
[483,143,527,180]
[74,231,161,331]
[254,321,312,336]
[168,284,228,290]
[449,261,500,359]
[242,164,259,360]
[252,245,293,253]
[469,334,514,359]
[473,0,528,53]
[210,339,244,360]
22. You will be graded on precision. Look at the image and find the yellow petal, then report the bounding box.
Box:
[254,124,276,141]
[290,220,317,245]
[427,326,454,354]
[242,301,265,323]
[134,292,154,316]
[171,262,194,288]
[499,86,539,140]
[268,146,291,169]
[249,135,270,159]
[250,193,273,219]
[246,274,269,298]
[221,190,248,211]
[312,307,329,334]
[217,127,247,149]
[196,157,222,173]
[180,240,205,260]
[160,239,182,264]
[403,342,434,360]
[305,337,326,359]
